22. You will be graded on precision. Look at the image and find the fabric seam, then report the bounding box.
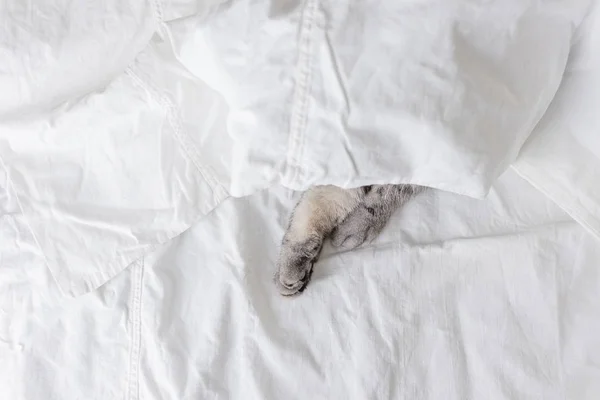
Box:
[125,67,227,199]
[148,0,164,25]
[284,0,318,187]
[126,258,144,400]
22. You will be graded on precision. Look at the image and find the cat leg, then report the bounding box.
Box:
[275,185,365,296]
[331,184,424,250]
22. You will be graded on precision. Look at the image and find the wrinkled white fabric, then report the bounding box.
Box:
[3,171,600,399]
[0,0,596,295]
[137,171,600,400]
[0,0,156,116]
[1,0,600,399]
[513,0,600,238]
[0,170,139,399]
[170,0,591,197]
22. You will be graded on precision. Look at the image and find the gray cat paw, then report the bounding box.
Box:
[275,235,322,296]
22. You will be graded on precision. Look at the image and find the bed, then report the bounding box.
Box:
[1,1,600,399]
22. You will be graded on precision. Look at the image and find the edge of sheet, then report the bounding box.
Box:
[512,164,600,241]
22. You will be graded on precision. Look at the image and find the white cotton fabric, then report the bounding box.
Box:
[3,170,600,399]
[0,171,140,399]
[514,0,600,239]
[137,170,600,400]
[2,0,600,399]
[0,0,595,295]
[0,0,156,117]
[171,0,591,197]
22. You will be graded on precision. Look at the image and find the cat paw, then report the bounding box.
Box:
[331,206,386,250]
[275,235,323,296]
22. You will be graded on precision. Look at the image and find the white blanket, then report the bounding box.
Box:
[1,0,600,399]
[3,171,600,399]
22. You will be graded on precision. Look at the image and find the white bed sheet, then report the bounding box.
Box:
[3,170,600,399]
[2,1,600,399]
[1,0,596,299]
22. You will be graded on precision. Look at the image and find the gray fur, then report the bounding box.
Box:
[275,184,424,296]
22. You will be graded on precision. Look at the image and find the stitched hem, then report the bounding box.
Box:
[148,0,164,23]
[126,259,145,400]
[125,67,228,200]
[283,0,318,188]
